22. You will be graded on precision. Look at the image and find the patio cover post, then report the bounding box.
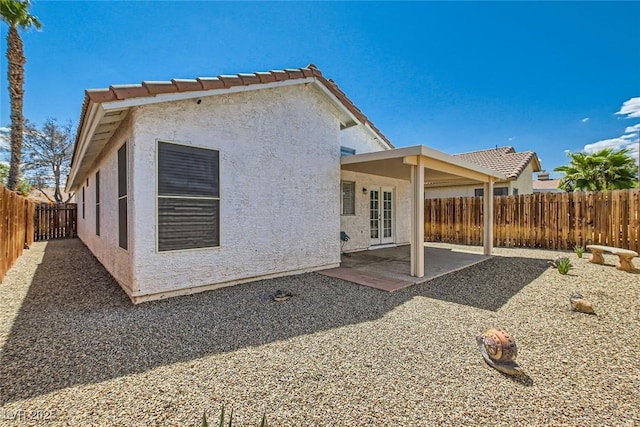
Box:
[410,158,425,277]
[483,180,494,255]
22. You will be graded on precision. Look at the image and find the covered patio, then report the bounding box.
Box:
[320,243,491,291]
[339,145,505,282]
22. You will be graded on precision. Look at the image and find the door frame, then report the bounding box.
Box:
[369,186,395,246]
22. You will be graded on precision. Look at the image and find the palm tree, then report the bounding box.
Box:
[555,148,638,191]
[0,0,41,190]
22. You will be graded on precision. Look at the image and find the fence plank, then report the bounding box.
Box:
[33,203,77,242]
[424,189,640,253]
[0,185,35,282]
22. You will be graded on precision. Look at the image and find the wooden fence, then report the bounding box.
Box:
[424,189,640,252]
[34,203,77,241]
[0,184,35,282]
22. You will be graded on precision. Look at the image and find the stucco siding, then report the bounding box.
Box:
[76,116,134,291]
[340,125,389,154]
[340,170,410,252]
[510,163,535,194]
[129,85,342,297]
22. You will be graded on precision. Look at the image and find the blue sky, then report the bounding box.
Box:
[1,1,639,176]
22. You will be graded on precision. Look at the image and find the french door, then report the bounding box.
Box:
[369,186,394,245]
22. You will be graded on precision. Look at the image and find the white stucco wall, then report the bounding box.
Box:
[76,115,134,292]
[340,125,389,154]
[340,171,410,252]
[510,163,535,195]
[128,84,343,298]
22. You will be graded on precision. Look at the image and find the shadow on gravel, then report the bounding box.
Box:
[0,239,546,403]
[416,256,549,311]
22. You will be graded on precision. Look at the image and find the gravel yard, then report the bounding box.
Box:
[0,239,638,426]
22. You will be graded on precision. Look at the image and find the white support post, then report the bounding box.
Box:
[410,158,425,277]
[483,180,494,255]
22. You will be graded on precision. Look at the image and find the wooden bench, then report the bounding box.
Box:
[586,245,638,272]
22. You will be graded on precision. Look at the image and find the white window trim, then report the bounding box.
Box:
[155,139,222,253]
[341,180,356,216]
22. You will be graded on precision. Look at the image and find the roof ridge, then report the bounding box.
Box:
[453,146,515,156]
[76,64,393,154]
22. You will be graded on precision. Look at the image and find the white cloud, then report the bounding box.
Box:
[581,117,589,123]
[0,128,8,152]
[624,123,640,134]
[583,135,639,165]
[616,97,640,118]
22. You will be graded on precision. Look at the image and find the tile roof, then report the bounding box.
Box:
[452,146,541,179]
[75,64,393,151]
[533,178,561,190]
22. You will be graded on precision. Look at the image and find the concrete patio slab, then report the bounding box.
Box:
[320,243,491,291]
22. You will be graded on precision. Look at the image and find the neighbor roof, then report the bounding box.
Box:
[452,146,541,180]
[68,64,394,192]
[533,178,561,191]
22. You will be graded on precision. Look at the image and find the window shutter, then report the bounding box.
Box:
[158,199,220,251]
[158,143,219,197]
[341,181,355,215]
[157,142,220,252]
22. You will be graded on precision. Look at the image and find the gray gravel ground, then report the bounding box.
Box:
[0,239,638,426]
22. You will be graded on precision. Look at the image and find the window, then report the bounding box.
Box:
[157,141,220,252]
[475,187,509,197]
[95,171,100,236]
[340,146,356,157]
[341,181,355,215]
[118,143,128,250]
[513,188,519,196]
[82,187,85,219]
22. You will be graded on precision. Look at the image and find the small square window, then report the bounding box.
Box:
[340,146,356,157]
[341,181,355,215]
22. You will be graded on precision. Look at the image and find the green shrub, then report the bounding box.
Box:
[555,257,572,275]
[574,245,584,258]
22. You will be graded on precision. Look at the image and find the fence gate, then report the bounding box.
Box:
[34,203,77,241]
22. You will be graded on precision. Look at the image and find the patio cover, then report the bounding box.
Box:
[341,145,506,278]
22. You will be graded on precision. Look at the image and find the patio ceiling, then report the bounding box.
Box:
[340,145,506,184]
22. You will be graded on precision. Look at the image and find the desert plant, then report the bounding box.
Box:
[574,245,584,258]
[202,406,267,427]
[549,256,572,275]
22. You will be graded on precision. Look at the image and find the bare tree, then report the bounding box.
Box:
[22,118,74,203]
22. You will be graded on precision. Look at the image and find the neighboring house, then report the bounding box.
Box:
[532,171,562,193]
[66,64,505,303]
[28,187,76,204]
[425,146,541,198]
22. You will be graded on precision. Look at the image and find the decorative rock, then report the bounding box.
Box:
[272,290,293,302]
[569,293,595,314]
[476,329,523,376]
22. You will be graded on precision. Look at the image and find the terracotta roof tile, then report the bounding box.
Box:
[255,72,277,83]
[110,84,150,100]
[285,68,304,79]
[453,146,540,179]
[86,88,117,103]
[171,79,203,92]
[270,70,289,81]
[196,77,225,90]
[143,81,178,95]
[218,75,243,87]
[238,73,261,85]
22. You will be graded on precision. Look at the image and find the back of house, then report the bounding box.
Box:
[67,65,393,302]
